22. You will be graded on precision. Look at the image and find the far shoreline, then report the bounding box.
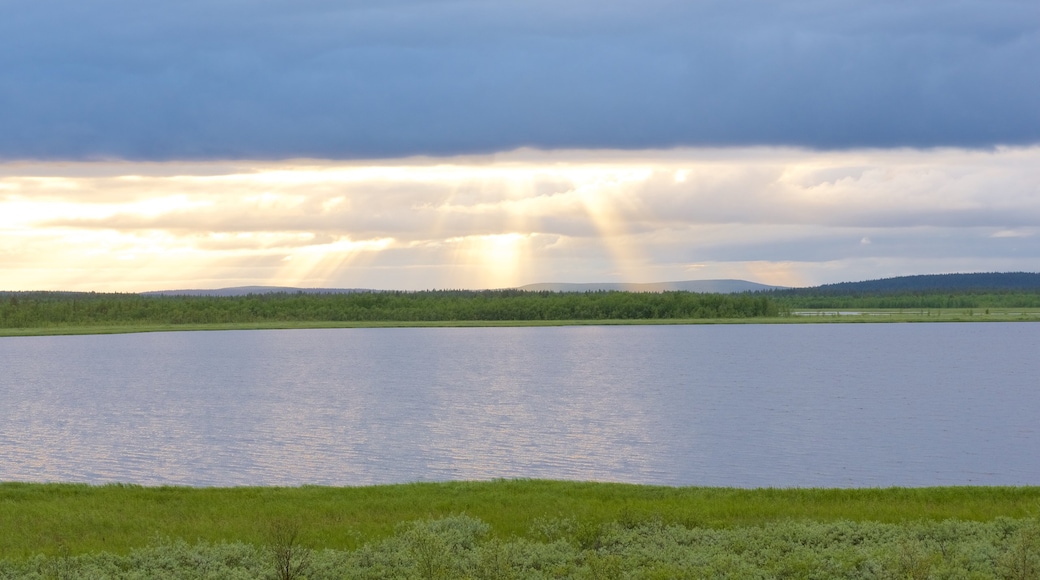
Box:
[2,308,1039,337]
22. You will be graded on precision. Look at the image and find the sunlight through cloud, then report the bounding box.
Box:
[2,147,1039,291]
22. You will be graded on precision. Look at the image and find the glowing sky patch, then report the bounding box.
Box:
[2,147,1039,291]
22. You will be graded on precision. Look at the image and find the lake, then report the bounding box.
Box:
[1,323,1037,487]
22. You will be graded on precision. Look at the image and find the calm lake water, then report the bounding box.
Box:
[1,323,1037,488]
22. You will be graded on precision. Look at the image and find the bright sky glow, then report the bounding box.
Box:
[2,147,1039,292]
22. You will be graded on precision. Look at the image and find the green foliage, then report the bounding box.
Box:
[0,290,779,329]
[4,515,1040,579]
[3,481,1039,561]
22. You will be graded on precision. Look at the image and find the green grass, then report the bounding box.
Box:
[787,307,1040,323]
[2,308,1039,337]
[6,515,1040,578]
[3,481,1039,560]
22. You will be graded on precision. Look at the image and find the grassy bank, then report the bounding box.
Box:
[787,307,1040,323]
[5,515,1040,579]
[2,308,1039,337]
[3,481,1039,560]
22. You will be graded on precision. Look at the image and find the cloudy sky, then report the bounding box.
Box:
[2,0,1038,291]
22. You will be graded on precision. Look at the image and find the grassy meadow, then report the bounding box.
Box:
[4,481,1040,558]
[787,307,1040,322]
[3,481,1040,578]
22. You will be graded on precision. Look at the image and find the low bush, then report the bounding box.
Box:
[3,515,1040,579]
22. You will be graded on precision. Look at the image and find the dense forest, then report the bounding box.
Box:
[0,290,779,328]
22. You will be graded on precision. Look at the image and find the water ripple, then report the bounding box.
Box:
[1,324,1039,487]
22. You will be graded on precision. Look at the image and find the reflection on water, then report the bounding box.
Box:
[1,324,1038,487]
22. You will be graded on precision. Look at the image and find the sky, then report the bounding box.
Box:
[2,0,1038,291]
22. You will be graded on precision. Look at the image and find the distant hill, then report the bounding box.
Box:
[518,280,787,293]
[141,286,372,297]
[778,272,1040,296]
[11,274,1038,298]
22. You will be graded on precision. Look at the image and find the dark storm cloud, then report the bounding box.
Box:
[1,0,1038,160]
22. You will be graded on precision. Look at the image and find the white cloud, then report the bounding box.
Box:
[2,147,1039,291]
[991,229,1035,238]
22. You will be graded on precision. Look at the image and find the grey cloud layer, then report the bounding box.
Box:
[2,0,1038,160]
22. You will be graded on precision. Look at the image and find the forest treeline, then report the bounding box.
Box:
[5,282,1040,329]
[0,290,779,328]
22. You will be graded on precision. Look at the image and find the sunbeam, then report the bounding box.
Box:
[3,147,1039,291]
